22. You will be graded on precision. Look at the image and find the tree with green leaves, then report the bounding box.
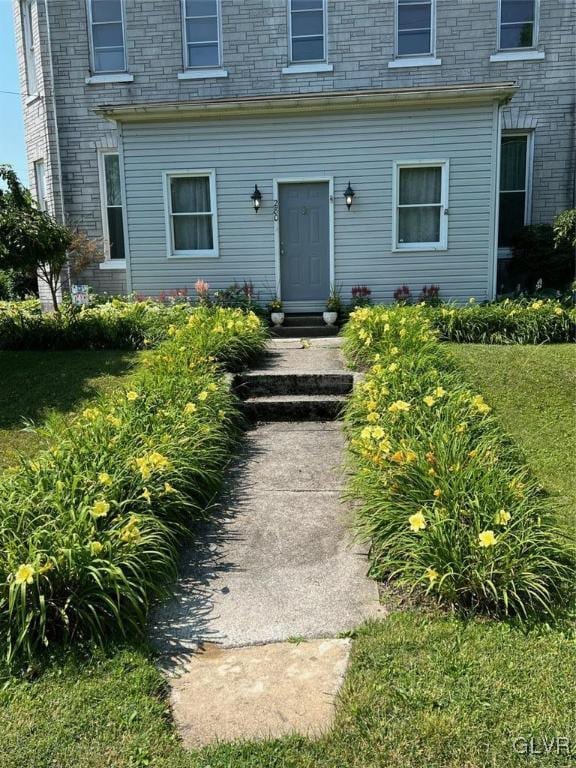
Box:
[0,164,72,310]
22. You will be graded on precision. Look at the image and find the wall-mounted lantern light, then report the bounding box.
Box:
[251,184,262,212]
[344,181,355,210]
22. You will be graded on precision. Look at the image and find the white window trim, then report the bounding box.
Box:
[86,0,128,75]
[181,0,223,71]
[394,0,436,60]
[86,73,134,84]
[388,56,441,69]
[497,0,539,52]
[282,62,333,74]
[392,159,449,252]
[162,170,219,259]
[21,0,38,98]
[288,0,328,65]
[177,68,228,79]
[490,50,544,62]
[97,149,127,265]
[497,130,534,256]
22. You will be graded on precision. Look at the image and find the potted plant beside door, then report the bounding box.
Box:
[323,289,342,326]
[268,298,285,326]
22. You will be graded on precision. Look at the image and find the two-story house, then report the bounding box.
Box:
[14,1,576,310]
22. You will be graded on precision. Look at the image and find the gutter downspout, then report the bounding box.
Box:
[44,0,70,291]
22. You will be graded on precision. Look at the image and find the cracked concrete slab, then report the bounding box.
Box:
[150,422,381,658]
[170,639,352,748]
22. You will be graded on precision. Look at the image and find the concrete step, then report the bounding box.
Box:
[233,371,353,398]
[282,314,326,327]
[241,394,346,421]
[270,325,339,338]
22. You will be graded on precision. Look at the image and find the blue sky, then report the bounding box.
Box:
[0,0,28,183]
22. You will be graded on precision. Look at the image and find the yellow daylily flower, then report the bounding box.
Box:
[366,411,380,423]
[495,509,511,526]
[14,564,35,585]
[423,395,436,407]
[106,414,121,428]
[126,391,138,401]
[98,472,112,486]
[425,567,439,584]
[91,500,110,518]
[409,512,427,532]
[388,400,411,414]
[141,487,152,504]
[478,530,497,548]
[90,541,104,556]
[433,489,442,498]
[164,482,176,494]
[184,402,197,414]
[471,395,491,414]
[198,390,209,402]
[433,387,446,398]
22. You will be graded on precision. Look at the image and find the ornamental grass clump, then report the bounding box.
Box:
[343,305,574,619]
[430,298,575,344]
[0,307,267,662]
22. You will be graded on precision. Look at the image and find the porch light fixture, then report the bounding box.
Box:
[344,181,355,210]
[251,184,262,212]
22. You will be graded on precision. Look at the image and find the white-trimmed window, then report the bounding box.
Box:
[98,151,126,261]
[164,171,219,258]
[88,0,126,73]
[289,0,326,63]
[498,0,537,50]
[498,132,532,248]
[394,161,449,250]
[183,0,221,69]
[33,159,46,211]
[396,0,434,57]
[21,0,37,96]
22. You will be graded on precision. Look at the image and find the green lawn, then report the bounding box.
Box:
[1,614,575,768]
[0,346,575,767]
[449,344,576,521]
[0,350,138,468]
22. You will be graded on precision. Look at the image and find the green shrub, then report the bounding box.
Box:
[430,298,575,344]
[0,298,193,351]
[343,305,574,620]
[0,307,267,662]
[508,224,574,293]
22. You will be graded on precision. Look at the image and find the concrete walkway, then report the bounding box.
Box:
[150,338,381,748]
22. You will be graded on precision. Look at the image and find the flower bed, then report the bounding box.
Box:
[430,298,575,344]
[0,307,267,661]
[343,306,573,619]
[0,299,193,351]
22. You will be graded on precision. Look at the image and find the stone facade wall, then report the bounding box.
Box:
[14,0,576,298]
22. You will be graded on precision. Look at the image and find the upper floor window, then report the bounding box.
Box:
[88,0,126,73]
[34,159,46,212]
[183,0,221,68]
[98,152,126,261]
[498,0,537,49]
[289,0,326,63]
[396,0,434,57]
[21,0,37,95]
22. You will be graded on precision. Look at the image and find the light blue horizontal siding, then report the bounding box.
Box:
[122,104,497,304]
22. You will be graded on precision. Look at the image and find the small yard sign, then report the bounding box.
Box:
[71,284,90,306]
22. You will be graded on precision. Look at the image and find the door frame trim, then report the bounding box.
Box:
[273,176,334,301]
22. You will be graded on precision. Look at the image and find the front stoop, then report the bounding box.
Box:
[270,314,340,338]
